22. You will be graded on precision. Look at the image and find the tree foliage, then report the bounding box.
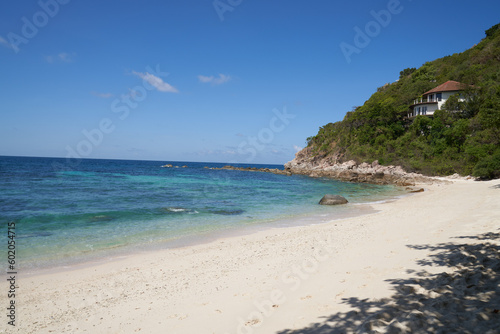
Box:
[306,23,500,179]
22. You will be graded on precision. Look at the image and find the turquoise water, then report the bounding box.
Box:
[0,156,404,270]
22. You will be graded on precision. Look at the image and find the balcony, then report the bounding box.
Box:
[412,97,440,105]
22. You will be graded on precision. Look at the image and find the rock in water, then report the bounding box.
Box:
[319,194,348,205]
[406,187,425,193]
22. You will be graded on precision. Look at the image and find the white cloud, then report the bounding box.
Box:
[198,75,212,83]
[45,52,75,63]
[293,145,303,152]
[58,52,73,62]
[133,71,179,93]
[198,73,231,85]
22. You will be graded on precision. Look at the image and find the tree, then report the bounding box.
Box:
[399,67,416,79]
[442,94,463,113]
[485,23,500,38]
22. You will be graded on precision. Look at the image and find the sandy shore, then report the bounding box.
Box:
[3,179,500,333]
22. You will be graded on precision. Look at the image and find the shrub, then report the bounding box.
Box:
[472,151,500,179]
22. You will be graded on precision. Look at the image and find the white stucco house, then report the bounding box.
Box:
[408,80,468,118]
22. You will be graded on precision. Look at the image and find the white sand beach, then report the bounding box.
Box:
[5,179,500,334]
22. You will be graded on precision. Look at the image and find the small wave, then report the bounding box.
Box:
[167,207,188,212]
[351,195,406,206]
[351,200,389,205]
[162,207,197,214]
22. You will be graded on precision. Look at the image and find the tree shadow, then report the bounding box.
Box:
[454,230,500,241]
[276,233,500,334]
[490,184,500,189]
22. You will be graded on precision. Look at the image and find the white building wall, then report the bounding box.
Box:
[411,103,438,117]
[438,91,461,109]
[426,104,438,115]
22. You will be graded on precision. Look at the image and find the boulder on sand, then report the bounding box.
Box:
[319,194,348,205]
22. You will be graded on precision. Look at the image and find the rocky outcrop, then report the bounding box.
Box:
[208,161,444,186]
[202,147,461,186]
[211,165,293,176]
[283,147,447,186]
[319,194,349,205]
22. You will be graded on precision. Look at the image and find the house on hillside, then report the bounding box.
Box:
[408,80,469,118]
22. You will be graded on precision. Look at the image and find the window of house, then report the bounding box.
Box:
[422,106,427,115]
[437,93,442,101]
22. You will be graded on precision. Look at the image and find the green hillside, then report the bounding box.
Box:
[307,23,500,179]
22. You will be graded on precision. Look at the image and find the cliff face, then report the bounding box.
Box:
[284,147,447,186]
[284,146,342,170]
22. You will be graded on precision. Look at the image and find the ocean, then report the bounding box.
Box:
[0,156,405,271]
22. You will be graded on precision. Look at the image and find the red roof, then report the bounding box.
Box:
[424,80,468,95]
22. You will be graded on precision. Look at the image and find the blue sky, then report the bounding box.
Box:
[1,0,499,164]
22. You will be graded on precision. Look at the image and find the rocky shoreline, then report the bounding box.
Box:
[283,147,458,186]
[208,146,474,186]
[210,162,441,187]
[282,159,441,186]
[285,147,460,186]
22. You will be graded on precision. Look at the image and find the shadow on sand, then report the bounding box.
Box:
[276,231,500,334]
